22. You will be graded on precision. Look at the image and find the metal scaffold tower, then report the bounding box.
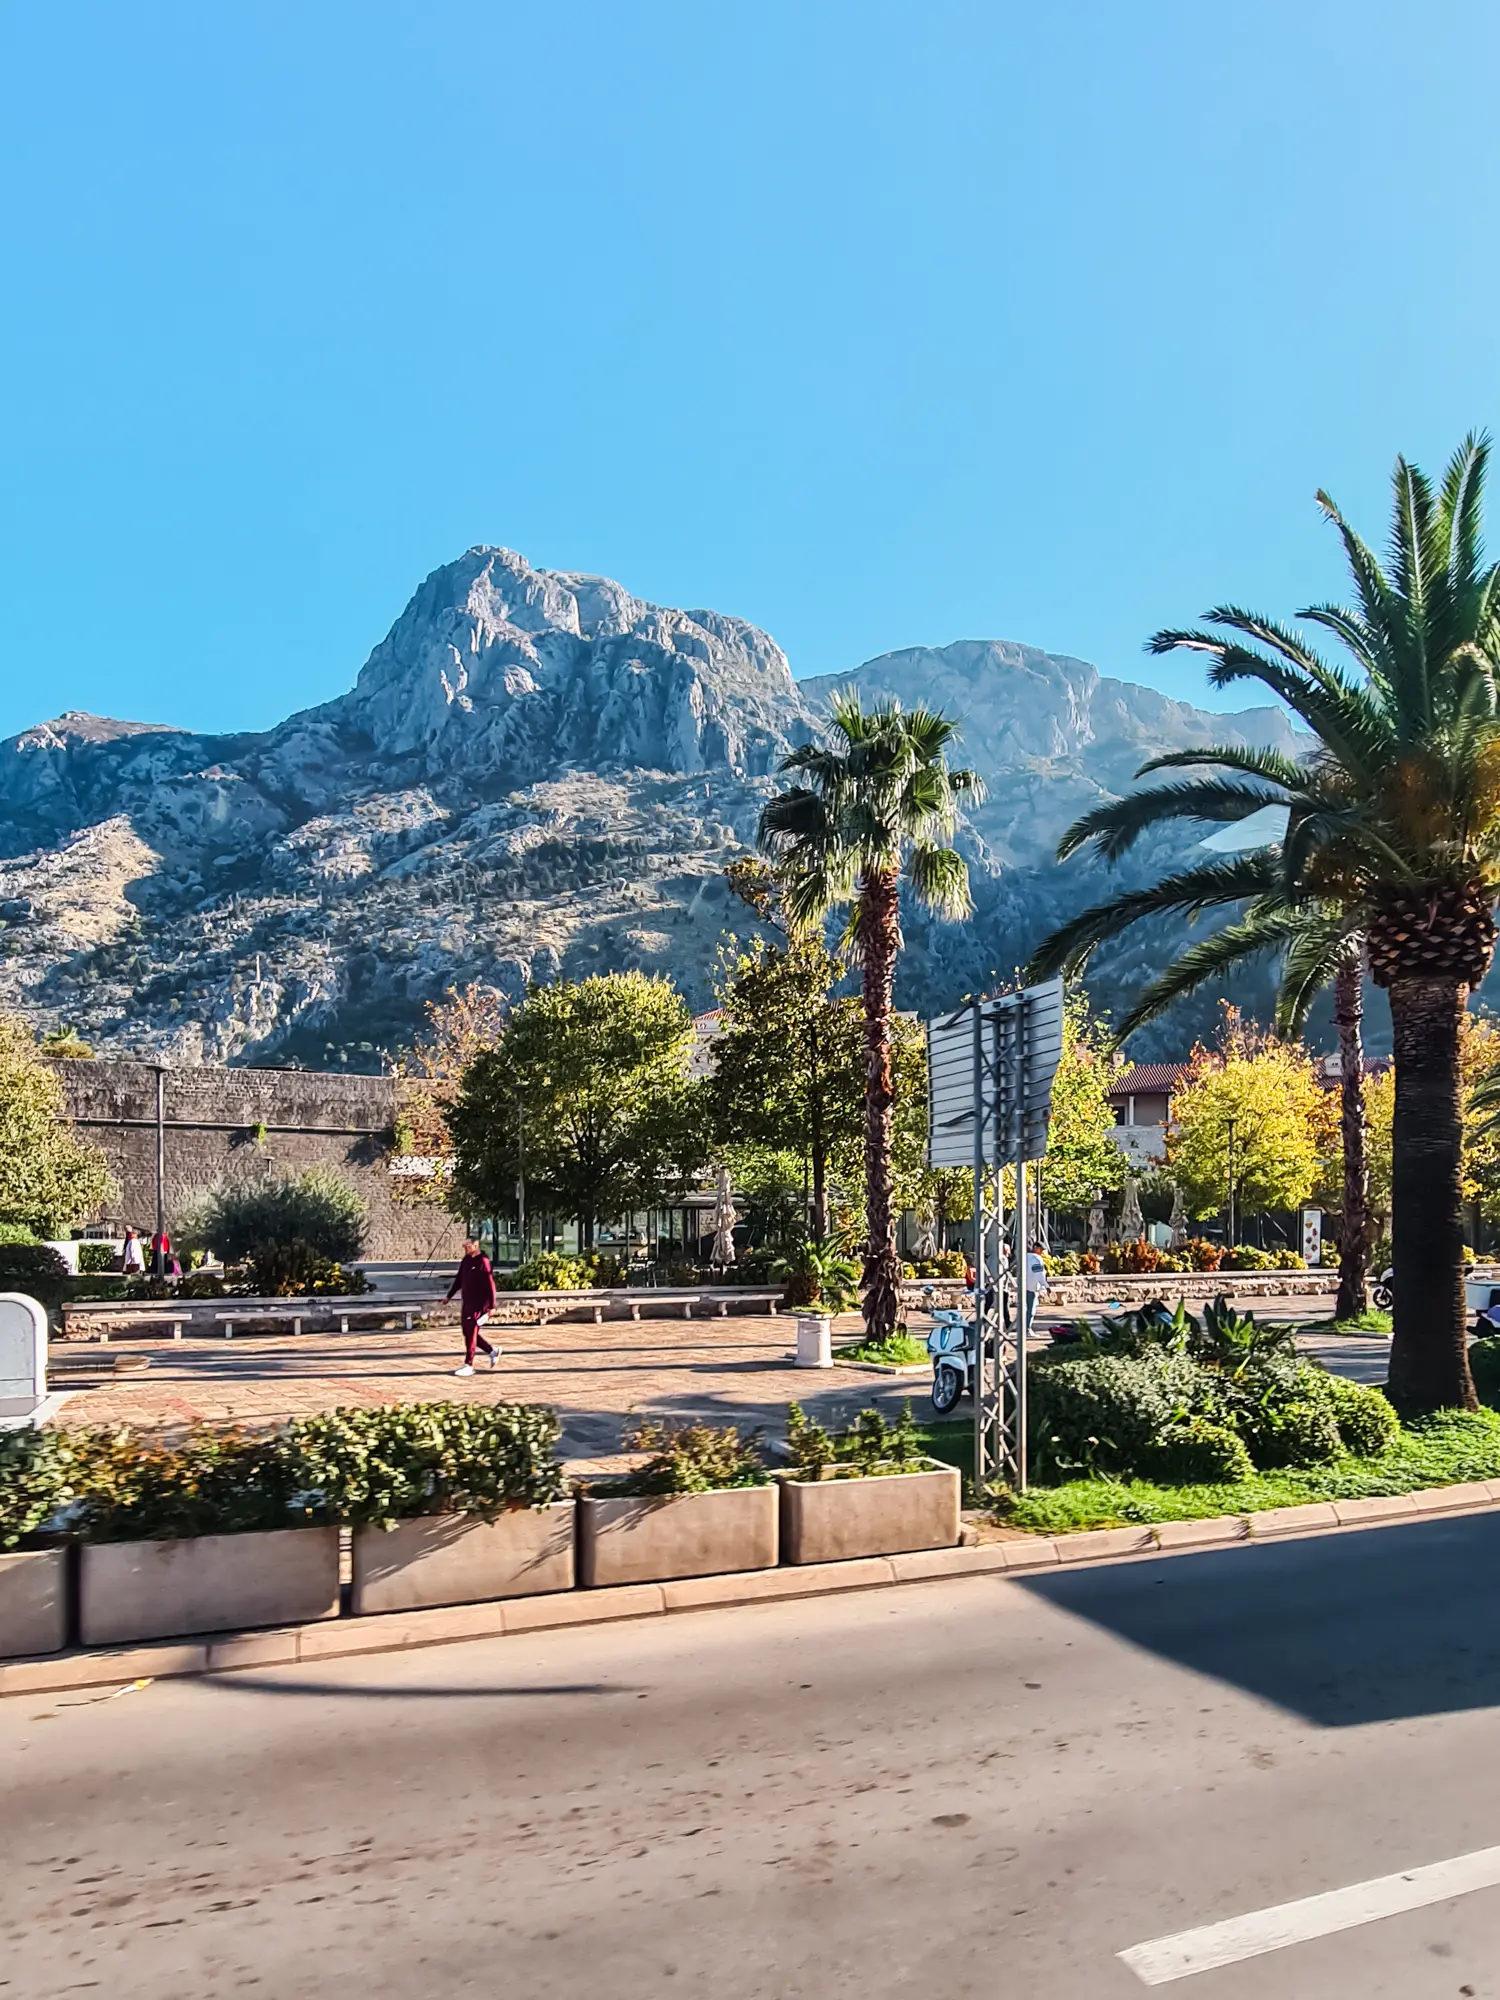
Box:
[926,977,1064,1490]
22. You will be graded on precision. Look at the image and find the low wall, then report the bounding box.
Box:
[901,1273,1343,1314]
[56,1059,463,1265]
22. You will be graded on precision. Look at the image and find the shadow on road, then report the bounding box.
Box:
[200,1678,633,1701]
[1014,1510,1500,1727]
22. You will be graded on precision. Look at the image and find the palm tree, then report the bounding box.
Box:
[759,693,982,1341]
[1030,851,1372,1318]
[1029,437,1500,1412]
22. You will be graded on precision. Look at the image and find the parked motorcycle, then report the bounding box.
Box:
[923,1283,1007,1414]
[926,1301,974,1413]
[1371,1267,1394,1312]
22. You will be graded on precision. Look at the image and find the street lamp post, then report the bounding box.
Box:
[1226,1116,1238,1249]
[153,1064,167,1278]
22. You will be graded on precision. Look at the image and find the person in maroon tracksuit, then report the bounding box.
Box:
[446,1237,500,1376]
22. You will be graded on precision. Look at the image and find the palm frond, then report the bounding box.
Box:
[1112,911,1299,1043]
[1025,852,1279,978]
[906,843,972,918]
[1135,743,1311,789]
[1274,919,1362,1038]
[1055,778,1294,865]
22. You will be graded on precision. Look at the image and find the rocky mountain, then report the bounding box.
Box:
[0,547,1317,1066]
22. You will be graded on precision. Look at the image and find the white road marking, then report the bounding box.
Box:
[1120,1843,1500,1984]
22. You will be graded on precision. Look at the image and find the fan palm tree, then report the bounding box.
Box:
[1029,436,1500,1412]
[759,693,982,1341]
[1030,851,1372,1318]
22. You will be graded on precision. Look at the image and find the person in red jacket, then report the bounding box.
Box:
[446,1237,500,1376]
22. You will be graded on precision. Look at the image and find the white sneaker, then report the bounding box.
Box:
[453,1364,474,1377]
[488,1348,501,1369]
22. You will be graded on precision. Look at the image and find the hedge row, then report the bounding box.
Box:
[0,1402,566,1550]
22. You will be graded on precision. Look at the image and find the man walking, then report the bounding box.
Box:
[446,1236,500,1377]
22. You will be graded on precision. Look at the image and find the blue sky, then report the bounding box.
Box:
[2,0,1497,741]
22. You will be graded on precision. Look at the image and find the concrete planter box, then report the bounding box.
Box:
[0,1548,68,1658]
[351,1503,575,1615]
[80,1527,341,1646]
[779,1460,961,1565]
[579,1485,778,1588]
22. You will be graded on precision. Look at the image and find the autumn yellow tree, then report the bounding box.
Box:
[1166,1010,1331,1224]
[389,984,509,1209]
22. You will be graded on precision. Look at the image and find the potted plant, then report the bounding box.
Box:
[578,1421,777,1587]
[777,1403,961,1564]
[71,1427,341,1647]
[282,1403,573,1616]
[772,1241,861,1368]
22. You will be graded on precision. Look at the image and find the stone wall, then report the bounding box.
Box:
[56,1060,464,1264]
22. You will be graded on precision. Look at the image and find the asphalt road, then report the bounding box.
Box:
[7,1513,1500,1998]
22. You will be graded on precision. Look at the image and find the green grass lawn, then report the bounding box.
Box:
[835,1332,929,1367]
[1005,1408,1500,1534]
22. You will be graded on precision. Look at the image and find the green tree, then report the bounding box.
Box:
[448,971,701,1246]
[759,694,981,1340]
[1165,1013,1332,1222]
[705,863,865,1240]
[0,1016,116,1236]
[1030,438,1500,1410]
[1036,991,1131,1215]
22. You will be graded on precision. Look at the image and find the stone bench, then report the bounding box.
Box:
[58,1309,190,1344]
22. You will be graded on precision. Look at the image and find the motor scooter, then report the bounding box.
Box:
[923,1281,1011,1414]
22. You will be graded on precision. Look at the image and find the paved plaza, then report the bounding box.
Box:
[44,1291,1357,1469]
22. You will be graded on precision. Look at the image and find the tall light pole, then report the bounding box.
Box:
[1225,1115,1238,1248]
[515,1089,527,1264]
[152,1063,167,1277]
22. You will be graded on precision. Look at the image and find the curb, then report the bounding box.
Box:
[5,1481,1500,1699]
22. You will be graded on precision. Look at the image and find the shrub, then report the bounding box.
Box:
[1076,1251,1101,1275]
[183,1170,366,1268]
[1182,1238,1223,1271]
[1470,1335,1500,1410]
[177,1267,228,1299]
[1102,1240,1163,1274]
[0,1242,70,1307]
[239,1242,371,1296]
[772,1240,861,1311]
[76,1241,118,1274]
[1270,1249,1307,1270]
[279,1402,566,1523]
[0,1428,79,1549]
[497,1251,593,1292]
[0,1222,38,1247]
[1228,1366,1345,1468]
[1221,1244,1276,1271]
[1028,1352,1217,1480]
[57,1426,295,1543]
[785,1401,926,1479]
[1146,1418,1254,1485]
[1326,1374,1400,1457]
[608,1419,767,1495]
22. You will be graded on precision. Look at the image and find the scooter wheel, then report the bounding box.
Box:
[931,1362,964,1415]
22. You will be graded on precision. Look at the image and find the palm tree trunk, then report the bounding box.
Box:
[1333,955,1370,1322]
[808,1014,829,1241]
[1385,975,1475,1413]
[857,865,902,1341]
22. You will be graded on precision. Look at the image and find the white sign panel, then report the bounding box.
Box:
[0,1292,48,1423]
[926,977,1066,1169]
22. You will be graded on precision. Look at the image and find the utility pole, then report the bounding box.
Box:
[1226,1116,1237,1248]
